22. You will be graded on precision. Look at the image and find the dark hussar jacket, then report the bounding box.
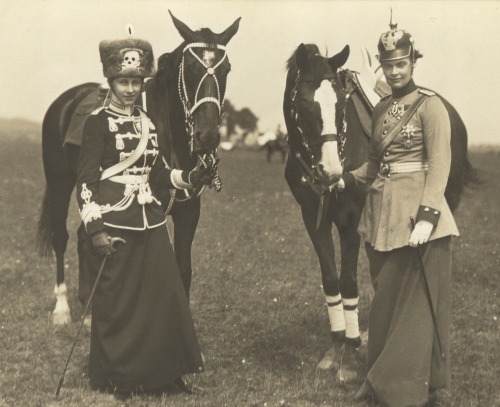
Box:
[344,82,459,251]
[76,103,187,236]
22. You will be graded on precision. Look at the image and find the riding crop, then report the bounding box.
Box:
[410,217,445,360]
[55,237,126,397]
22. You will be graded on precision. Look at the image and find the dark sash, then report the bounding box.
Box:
[376,94,429,161]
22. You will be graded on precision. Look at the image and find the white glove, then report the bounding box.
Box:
[334,178,345,192]
[409,220,433,247]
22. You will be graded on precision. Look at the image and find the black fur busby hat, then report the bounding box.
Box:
[377,10,423,63]
[99,28,155,79]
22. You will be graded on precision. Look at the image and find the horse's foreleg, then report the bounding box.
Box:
[171,198,201,299]
[301,209,344,370]
[335,216,363,382]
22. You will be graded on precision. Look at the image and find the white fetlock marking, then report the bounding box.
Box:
[53,283,71,325]
[83,314,92,330]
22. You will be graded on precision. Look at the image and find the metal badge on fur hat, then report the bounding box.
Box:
[377,9,423,62]
[99,25,155,78]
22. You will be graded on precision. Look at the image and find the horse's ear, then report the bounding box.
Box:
[217,17,241,45]
[169,10,195,41]
[328,45,350,71]
[296,43,310,71]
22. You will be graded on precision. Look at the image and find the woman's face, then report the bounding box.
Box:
[110,77,143,107]
[381,57,413,90]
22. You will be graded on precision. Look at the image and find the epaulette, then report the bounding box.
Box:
[90,106,106,115]
[419,89,435,96]
[380,94,391,101]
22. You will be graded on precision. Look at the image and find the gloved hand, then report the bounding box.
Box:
[409,220,433,247]
[91,230,118,257]
[334,177,346,192]
[187,166,215,187]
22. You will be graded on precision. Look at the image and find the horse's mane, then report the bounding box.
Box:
[286,43,320,74]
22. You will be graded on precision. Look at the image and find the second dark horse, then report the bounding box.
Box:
[37,12,240,324]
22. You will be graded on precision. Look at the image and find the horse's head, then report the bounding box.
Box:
[170,11,240,155]
[286,43,350,186]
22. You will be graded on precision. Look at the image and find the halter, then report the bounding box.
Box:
[289,70,345,196]
[178,42,227,147]
[174,42,227,200]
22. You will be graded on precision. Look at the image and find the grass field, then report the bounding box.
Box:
[0,136,498,407]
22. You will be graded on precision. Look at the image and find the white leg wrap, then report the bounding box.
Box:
[53,283,71,325]
[343,297,360,339]
[326,294,346,332]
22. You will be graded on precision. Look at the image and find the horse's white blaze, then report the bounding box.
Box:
[314,79,343,177]
[53,283,71,325]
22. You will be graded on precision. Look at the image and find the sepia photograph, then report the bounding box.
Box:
[0,0,498,406]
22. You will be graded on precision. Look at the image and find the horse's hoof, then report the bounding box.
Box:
[53,310,71,325]
[317,343,343,370]
[337,338,360,382]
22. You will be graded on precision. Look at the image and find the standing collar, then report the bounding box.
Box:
[392,79,417,99]
[109,100,135,116]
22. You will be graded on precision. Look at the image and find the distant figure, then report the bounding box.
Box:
[260,124,288,163]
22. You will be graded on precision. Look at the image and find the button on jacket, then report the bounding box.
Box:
[349,88,459,251]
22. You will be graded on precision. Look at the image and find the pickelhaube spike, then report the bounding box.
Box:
[377,8,422,62]
[389,7,398,30]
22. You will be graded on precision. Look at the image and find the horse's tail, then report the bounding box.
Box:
[37,185,54,258]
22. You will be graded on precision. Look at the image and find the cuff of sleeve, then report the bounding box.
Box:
[85,218,106,236]
[171,169,191,189]
[416,205,440,227]
[342,173,356,190]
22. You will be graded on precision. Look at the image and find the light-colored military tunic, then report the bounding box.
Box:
[350,88,459,251]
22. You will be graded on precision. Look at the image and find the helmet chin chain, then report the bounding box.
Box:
[177,42,227,197]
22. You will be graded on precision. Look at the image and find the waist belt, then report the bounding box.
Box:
[379,161,428,177]
[108,174,149,184]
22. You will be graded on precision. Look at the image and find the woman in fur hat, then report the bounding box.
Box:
[336,15,458,407]
[76,32,212,399]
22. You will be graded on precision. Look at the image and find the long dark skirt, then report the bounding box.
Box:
[364,237,451,407]
[82,225,204,393]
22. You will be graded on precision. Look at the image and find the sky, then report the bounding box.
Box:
[2,0,500,145]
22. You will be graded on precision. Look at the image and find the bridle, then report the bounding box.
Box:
[178,42,227,149]
[174,42,227,202]
[288,69,346,196]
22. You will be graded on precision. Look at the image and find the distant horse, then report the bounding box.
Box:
[283,43,473,380]
[260,126,288,163]
[37,11,240,324]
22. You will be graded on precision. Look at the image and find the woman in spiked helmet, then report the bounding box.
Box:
[76,27,213,399]
[337,11,458,407]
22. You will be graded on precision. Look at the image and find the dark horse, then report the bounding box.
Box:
[283,43,472,380]
[37,12,240,324]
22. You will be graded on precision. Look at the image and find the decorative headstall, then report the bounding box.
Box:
[176,42,227,199]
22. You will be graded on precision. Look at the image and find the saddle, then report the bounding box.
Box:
[63,84,110,146]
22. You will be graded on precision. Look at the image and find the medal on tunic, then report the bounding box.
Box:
[401,124,415,149]
[388,102,406,120]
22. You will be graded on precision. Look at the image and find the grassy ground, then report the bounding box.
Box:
[0,137,498,407]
